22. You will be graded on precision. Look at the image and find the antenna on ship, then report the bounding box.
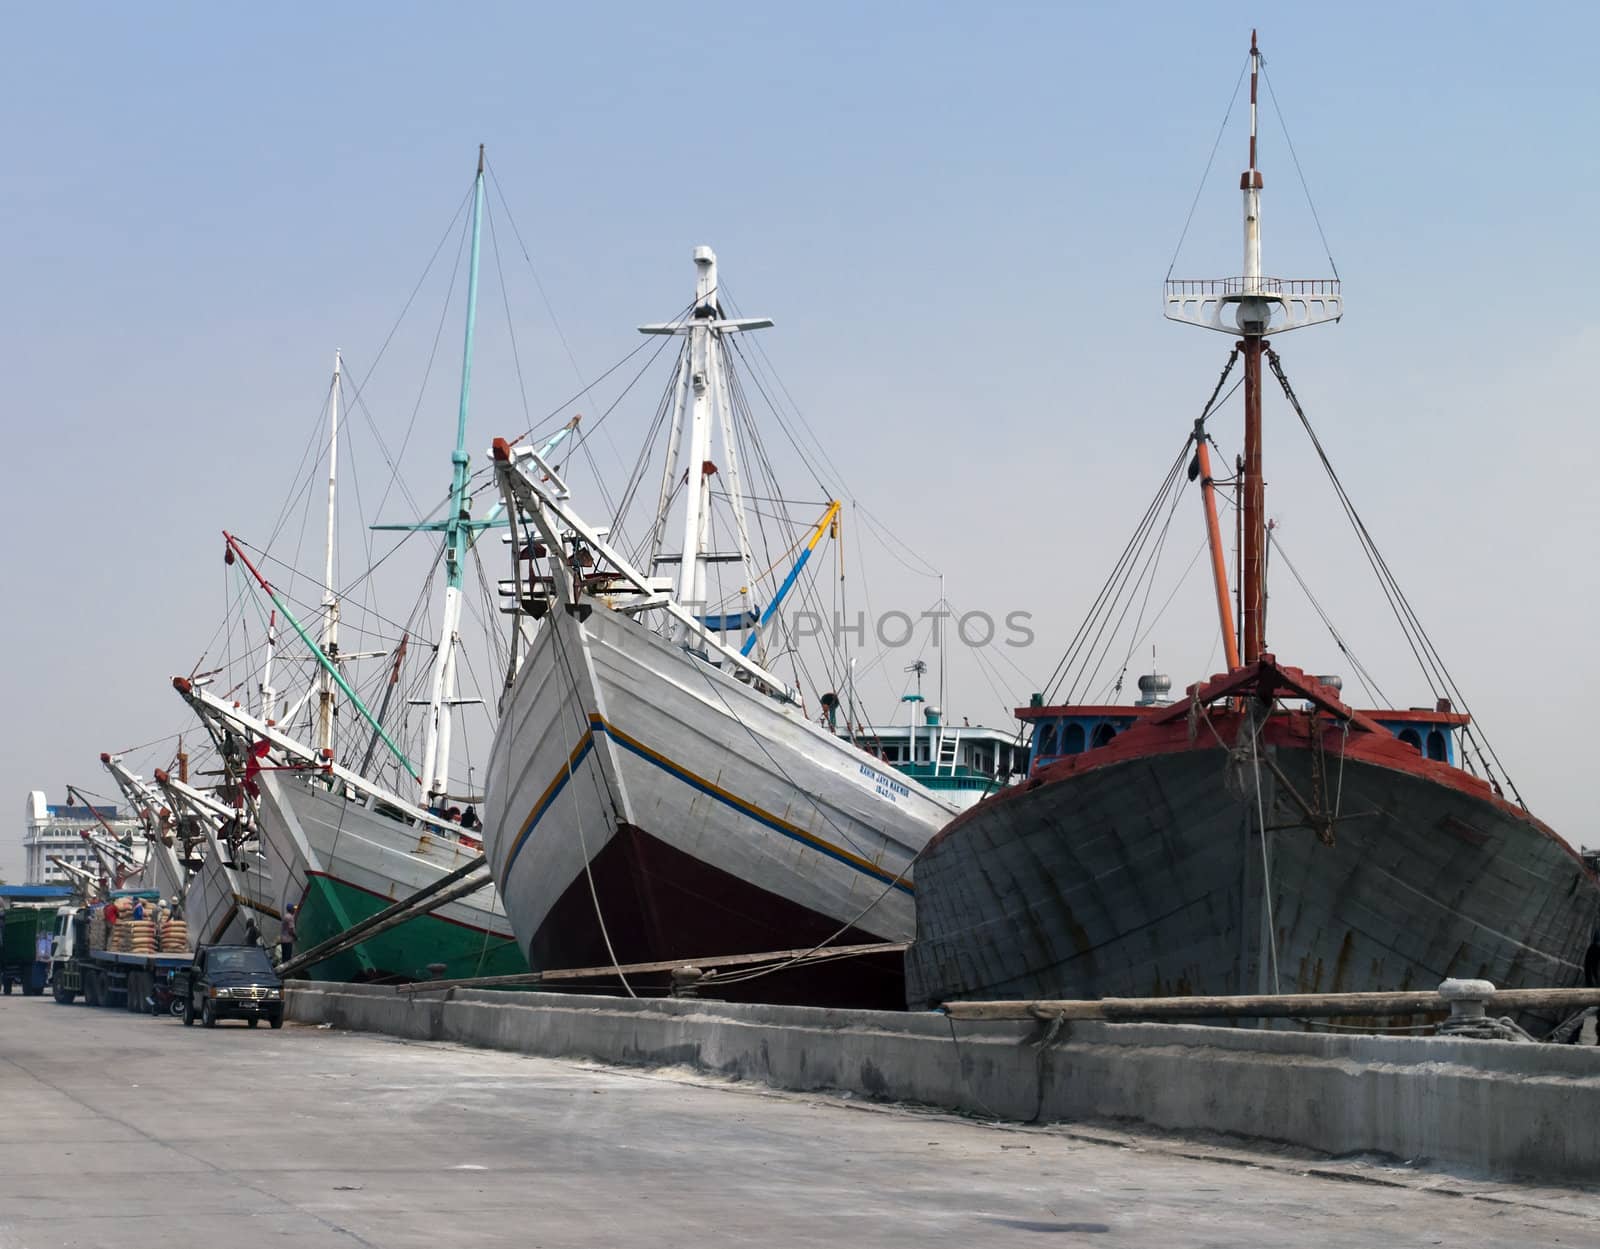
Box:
[1165,30,1342,666]
[904,659,928,769]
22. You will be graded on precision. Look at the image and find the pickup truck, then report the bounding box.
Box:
[178,944,285,1029]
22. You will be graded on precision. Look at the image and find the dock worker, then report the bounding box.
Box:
[280,904,297,963]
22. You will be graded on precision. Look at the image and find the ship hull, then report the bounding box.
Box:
[130,841,186,905]
[183,847,278,948]
[257,773,525,982]
[483,608,953,1007]
[907,737,1600,1029]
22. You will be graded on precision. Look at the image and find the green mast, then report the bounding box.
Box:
[417,144,485,806]
[447,144,485,598]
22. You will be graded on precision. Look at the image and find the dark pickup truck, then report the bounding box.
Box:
[178,944,285,1029]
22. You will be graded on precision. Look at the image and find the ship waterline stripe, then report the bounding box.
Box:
[500,713,914,898]
[594,716,914,894]
[301,869,515,939]
[496,732,597,888]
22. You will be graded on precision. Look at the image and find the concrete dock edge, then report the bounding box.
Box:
[286,981,1600,1184]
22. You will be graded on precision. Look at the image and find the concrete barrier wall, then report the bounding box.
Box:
[286,981,1600,1184]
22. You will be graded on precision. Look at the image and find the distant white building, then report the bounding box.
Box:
[22,792,143,885]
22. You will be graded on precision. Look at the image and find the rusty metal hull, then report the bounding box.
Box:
[906,743,1600,1027]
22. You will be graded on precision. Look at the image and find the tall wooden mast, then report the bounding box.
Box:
[316,350,342,754]
[1239,31,1266,663]
[1164,30,1342,667]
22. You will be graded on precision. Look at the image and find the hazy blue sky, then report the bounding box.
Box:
[4,3,1597,880]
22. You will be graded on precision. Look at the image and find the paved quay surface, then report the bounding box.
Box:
[2,994,1597,1248]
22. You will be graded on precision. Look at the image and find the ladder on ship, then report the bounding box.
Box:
[934,729,960,777]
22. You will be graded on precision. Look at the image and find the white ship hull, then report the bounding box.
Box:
[183,846,278,947]
[130,841,186,903]
[482,609,956,1005]
[255,771,520,980]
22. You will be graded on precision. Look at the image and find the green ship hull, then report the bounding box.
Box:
[295,872,528,983]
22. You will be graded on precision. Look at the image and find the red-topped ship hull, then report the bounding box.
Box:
[905,659,1600,1028]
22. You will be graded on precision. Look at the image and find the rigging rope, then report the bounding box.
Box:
[1040,437,1194,705]
[1267,346,1523,805]
[1267,530,1392,708]
[1246,706,1282,994]
[1260,62,1341,281]
[373,205,472,523]
[1165,55,1251,281]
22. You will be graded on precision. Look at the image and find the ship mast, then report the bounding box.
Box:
[1239,32,1267,664]
[1164,30,1342,667]
[316,350,342,754]
[639,247,773,645]
[418,145,486,808]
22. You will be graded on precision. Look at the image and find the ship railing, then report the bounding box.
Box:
[1164,277,1341,298]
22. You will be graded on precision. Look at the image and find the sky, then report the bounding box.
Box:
[3,2,1597,881]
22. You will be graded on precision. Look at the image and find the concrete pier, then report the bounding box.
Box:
[288,980,1600,1185]
[5,993,1598,1246]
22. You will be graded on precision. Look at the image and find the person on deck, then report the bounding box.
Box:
[279,904,297,964]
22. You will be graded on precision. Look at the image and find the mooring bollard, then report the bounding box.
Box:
[1436,978,1533,1041]
[427,962,448,981]
[670,965,704,998]
[1437,978,1496,1025]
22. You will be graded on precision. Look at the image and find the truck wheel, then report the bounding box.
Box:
[247,1017,259,1028]
[201,999,217,1028]
[269,1015,284,1029]
[53,983,75,1005]
[183,995,195,1026]
[170,997,186,1019]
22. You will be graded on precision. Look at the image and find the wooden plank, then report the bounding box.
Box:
[394,940,909,995]
[941,986,1600,1022]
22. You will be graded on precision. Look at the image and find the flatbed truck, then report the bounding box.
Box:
[48,900,191,1014]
